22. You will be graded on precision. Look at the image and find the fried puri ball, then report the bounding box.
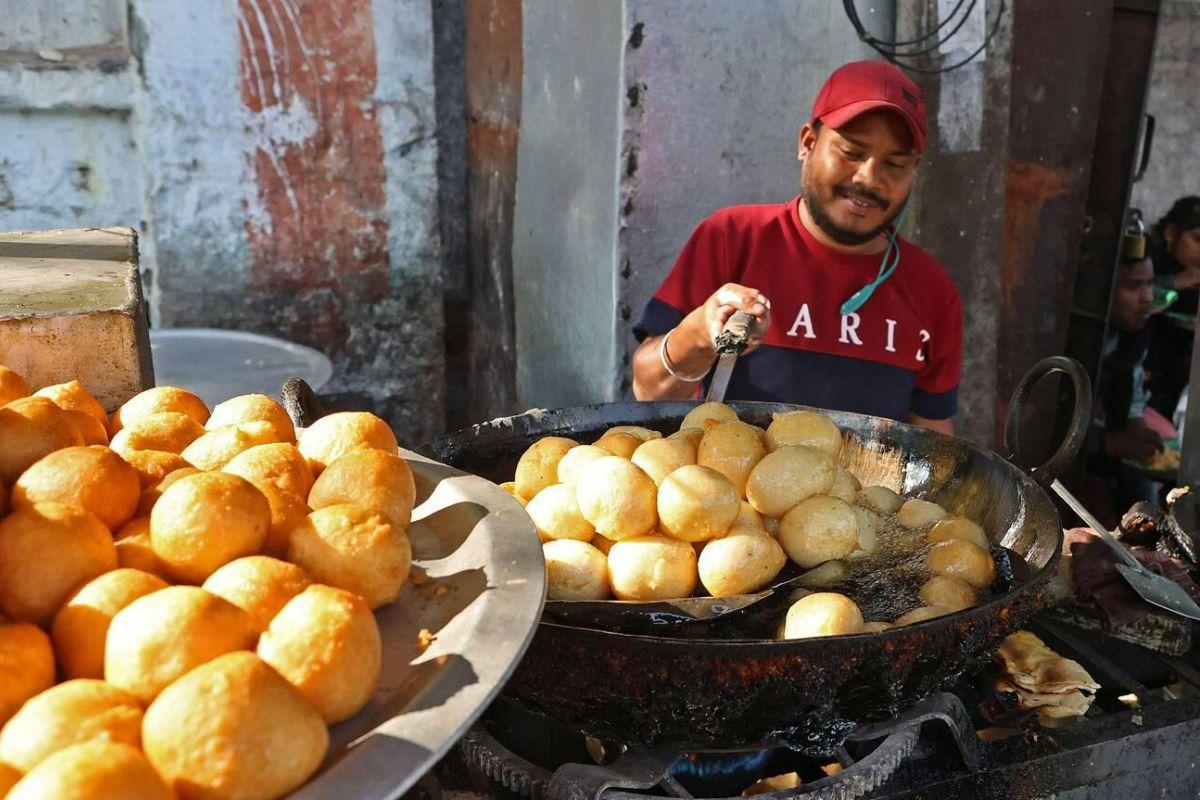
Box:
[109,412,206,456]
[63,409,110,446]
[574,456,658,541]
[111,386,209,433]
[33,380,107,427]
[543,540,611,600]
[919,575,978,611]
[897,498,948,528]
[893,605,951,626]
[0,503,116,625]
[260,489,312,558]
[763,515,780,538]
[796,559,847,588]
[308,449,416,528]
[657,465,740,543]
[605,425,663,442]
[765,410,843,456]
[734,500,766,533]
[0,480,7,515]
[849,506,881,557]
[0,396,83,485]
[0,680,143,772]
[104,586,256,703]
[150,472,270,583]
[514,436,577,499]
[669,427,706,449]
[526,483,595,542]
[698,529,786,596]
[222,442,314,500]
[288,504,412,609]
[136,466,201,516]
[297,411,399,475]
[778,495,860,568]
[928,516,990,550]
[258,584,381,723]
[782,592,864,639]
[556,444,610,484]
[206,393,295,442]
[828,469,861,504]
[862,621,893,633]
[697,420,768,496]
[13,445,141,529]
[631,437,697,485]
[7,741,171,800]
[608,535,698,600]
[681,401,738,431]
[858,485,904,514]
[0,763,17,797]
[52,569,170,680]
[120,449,192,489]
[114,520,172,580]
[926,539,996,589]
[0,621,54,727]
[181,421,283,471]
[203,556,312,635]
[0,365,30,406]
[745,445,837,518]
[593,431,642,459]
[142,652,327,800]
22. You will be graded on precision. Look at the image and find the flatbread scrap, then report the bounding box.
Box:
[993,678,1093,717]
[995,630,1100,694]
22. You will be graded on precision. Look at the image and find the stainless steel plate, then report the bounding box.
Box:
[288,448,545,799]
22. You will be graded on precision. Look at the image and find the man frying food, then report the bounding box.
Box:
[631,61,962,435]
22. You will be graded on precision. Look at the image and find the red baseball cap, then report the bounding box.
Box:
[811,61,927,153]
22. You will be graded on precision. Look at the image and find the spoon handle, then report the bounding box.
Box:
[1051,479,1143,571]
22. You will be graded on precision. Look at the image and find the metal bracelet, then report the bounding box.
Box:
[659,328,709,383]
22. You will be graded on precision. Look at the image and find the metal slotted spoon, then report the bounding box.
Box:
[1054,479,1200,621]
[1004,356,1200,622]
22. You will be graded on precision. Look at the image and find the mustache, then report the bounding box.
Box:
[833,184,889,210]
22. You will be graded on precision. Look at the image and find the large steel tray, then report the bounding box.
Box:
[289,447,545,799]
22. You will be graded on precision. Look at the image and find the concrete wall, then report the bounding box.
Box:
[513,0,625,408]
[0,0,444,443]
[512,0,890,410]
[1130,0,1200,228]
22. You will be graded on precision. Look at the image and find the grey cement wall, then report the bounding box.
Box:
[1130,0,1200,229]
[513,0,891,410]
[513,0,625,409]
[899,0,1011,446]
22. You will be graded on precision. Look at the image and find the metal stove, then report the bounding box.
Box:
[436,617,1200,800]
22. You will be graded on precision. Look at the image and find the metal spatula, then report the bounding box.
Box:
[1052,479,1200,621]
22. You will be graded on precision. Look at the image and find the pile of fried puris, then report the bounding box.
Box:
[0,364,416,800]
[505,401,996,640]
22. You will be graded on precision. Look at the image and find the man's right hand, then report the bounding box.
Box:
[682,283,773,355]
[1105,426,1162,462]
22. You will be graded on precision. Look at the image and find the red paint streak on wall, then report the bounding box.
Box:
[237,0,389,301]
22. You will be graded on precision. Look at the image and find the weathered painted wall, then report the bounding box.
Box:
[0,0,444,442]
[1130,0,1200,228]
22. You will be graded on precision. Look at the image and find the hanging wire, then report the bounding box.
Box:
[842,0,1006,74]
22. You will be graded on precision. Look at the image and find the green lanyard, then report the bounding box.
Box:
[840,201,909,316]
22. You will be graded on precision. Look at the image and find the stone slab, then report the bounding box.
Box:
[0,226,152,410]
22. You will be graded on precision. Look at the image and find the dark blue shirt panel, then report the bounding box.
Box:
[633,297,957,421]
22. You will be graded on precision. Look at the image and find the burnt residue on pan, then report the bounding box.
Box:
[423,401,1063,754]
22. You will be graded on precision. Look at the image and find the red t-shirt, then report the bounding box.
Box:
[634,197,963,420]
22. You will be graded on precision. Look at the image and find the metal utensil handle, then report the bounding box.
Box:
[1051,479,1143,570]
[714,311,757,354]
[1003,356,1093,486]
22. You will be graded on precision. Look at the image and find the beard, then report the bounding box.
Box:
[801,163,904,246]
